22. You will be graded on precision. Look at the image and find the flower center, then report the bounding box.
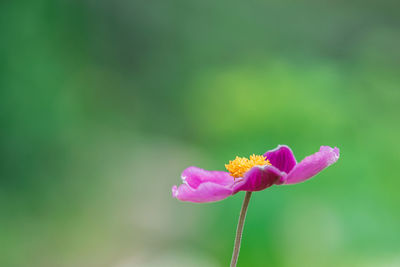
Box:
[225,154,271,178]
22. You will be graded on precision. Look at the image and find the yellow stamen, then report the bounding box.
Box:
[225,154,271,178]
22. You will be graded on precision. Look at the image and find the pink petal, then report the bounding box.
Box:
[233,165,285,193]
[181,166,233,189]
[171,182,233,203]
[172,166,235,203]
[264,145,297,174]
[285,146,340,184]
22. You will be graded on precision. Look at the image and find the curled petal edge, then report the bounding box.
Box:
[233,165,285,193]
[284,146,339,185]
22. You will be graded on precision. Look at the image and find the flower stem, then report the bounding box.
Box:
[230,191,252,267]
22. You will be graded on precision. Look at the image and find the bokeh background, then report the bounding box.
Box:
[1,0,400,266]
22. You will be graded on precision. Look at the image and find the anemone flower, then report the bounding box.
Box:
[172,145,339,267]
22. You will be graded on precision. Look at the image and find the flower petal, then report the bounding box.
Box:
[233,165,284,193]
[285,146,340,184]
[181,166,233,189]
[263,145,297,174]
[171,182,233,203]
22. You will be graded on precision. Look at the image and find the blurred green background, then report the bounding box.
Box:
[1,0,400,266]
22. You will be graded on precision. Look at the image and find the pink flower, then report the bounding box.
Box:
[172,145,339,203]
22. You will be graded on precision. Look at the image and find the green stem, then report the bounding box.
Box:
[230,191,252,267]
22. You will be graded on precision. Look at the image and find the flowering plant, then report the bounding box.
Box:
[172,145,339,266]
